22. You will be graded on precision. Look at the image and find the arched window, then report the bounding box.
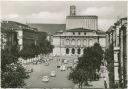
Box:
[89,39,93,46]
[66,39,70,45]
[66,48,69,54]
[72,48,75,54]
[84,39,87,45]
[77,39,80,45]
[77,48,81,54]
[72,39,75,45]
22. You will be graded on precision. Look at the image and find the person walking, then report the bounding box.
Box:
[103,76,107,88]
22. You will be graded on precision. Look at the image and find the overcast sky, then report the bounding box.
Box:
[1,1,127,31]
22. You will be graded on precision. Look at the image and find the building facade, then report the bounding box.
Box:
[106,17,127,88]
[52,5,106,58]
[1,21,38,50]
[52,28,106,57]
[1,26,17,49]
[66,6,98,30]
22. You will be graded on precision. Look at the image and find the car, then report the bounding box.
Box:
[60,65,66,71]
[57,65,61,68]
[74,59,78,64]
[42,76,49,82]
[26,68,33,73]
[45,62,49,66]
[38,61,42,64]
[50,71,56,77]
[64,60,68,64]
[33,61,37,64]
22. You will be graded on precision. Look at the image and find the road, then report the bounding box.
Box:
[24,59,75,88]
[24,59,109,88]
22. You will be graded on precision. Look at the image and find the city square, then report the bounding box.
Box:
[1,1,127,88]
[23,57,108,88]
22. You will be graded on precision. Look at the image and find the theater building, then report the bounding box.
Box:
[52,5,106,57]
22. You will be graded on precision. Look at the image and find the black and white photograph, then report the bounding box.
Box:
[1,0,128,88]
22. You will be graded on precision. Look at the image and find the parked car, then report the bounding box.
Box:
[60,65,66,71]
[50,71,56,77]
[57,65,61,68]
[33,61,37,64]
[74,59,78,64]
[42,76,49,82]
[26,68,33,73]
[64,60,68,64]
[45,62,49,66]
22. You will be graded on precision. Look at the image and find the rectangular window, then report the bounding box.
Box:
[73,32,75,35]
[78,32,80,35]
[84,32,86,35]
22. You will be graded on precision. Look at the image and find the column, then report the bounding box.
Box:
[126,25,128,87]
[114,51,119,83]
[69,48,72,56]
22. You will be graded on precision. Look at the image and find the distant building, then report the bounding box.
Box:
[66,5,98,30]
[52,28,105,57]
[52,5,106,58]
[1,21,38,50]
[106,17,127,88]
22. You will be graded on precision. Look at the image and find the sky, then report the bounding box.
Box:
[1,1,127,31]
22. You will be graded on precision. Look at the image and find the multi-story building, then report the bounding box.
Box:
[1,25,18,49]
[52,5,106,59]
[66,5,98,30]
[106,17,127,88]
[1,21,38,50]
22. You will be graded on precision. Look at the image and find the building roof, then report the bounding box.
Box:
[66,15,98,19]
[66,28,96,32]
[96,29,106,34]
[66,28,105,33]
[53,28,105,36]
[1,21,37,32]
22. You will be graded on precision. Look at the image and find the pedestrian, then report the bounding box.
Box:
[103,76,107,88]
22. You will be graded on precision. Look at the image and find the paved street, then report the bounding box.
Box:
[24,59,109,88]
[24,59,75,88]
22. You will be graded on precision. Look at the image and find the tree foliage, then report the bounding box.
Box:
[1,45,29,88]
[69,43,103,88]
[105,44,114,88]
[19,32,54,59]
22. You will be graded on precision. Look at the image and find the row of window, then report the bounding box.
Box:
[66,48,81,54]
[66,39,94,46]
[73,32,86,35]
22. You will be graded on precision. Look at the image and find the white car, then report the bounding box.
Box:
[60,65,66,71]
[45,62,49,66]
[42,76,49,82]
[50,71,56,77]
[74,59,78,64]
[64,60,68,64]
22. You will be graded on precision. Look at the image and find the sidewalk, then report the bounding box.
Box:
[74,78,109,88]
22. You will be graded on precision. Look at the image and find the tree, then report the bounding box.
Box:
[69,43,104,87]
[69,68,88,89]
[19,32,54,59]
[1,45,29,88]
[92,43,104,70]
[37,32,54,55]
[105,44,115,88]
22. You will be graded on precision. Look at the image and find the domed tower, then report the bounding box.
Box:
[70,5,76,16]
